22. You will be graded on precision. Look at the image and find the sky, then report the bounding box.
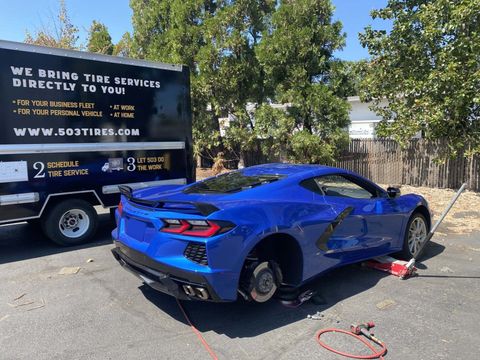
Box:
[0,0,392,61]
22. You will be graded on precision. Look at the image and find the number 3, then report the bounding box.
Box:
[127,157,136,171]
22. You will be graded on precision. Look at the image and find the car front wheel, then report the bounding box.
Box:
[398,213,429,259]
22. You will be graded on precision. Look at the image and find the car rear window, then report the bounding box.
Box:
[184,171,284,194]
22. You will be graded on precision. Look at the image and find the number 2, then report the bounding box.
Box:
[33,161,46,178]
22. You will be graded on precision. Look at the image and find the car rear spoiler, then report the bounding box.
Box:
[118,185,220,216]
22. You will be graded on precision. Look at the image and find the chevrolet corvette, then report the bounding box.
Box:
[111,164,431,302]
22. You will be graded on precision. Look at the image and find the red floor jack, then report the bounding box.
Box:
[365,183,467,279]
[365,256,417,279]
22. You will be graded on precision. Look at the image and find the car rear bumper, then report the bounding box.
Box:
[111,241,227,302]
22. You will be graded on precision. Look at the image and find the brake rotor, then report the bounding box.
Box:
[248,261,282,303]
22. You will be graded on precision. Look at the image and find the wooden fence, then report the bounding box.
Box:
[335,139,480,191]
[198,139,480,191]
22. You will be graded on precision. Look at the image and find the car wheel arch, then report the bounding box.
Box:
[240,232,304,286]
[397,205,431,248]
[413,205,431,230]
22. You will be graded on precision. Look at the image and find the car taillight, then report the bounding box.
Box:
[161,219,234,237]
[117,201,123,216]
[184,221,220,237]
[161,219,191,233]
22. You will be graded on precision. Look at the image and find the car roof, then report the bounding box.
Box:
[241,163,343,178]
[235,163,386,198]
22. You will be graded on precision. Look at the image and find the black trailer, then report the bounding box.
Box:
[0,40,193,245]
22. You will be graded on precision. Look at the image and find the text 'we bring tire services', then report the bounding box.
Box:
[0,40,194,246]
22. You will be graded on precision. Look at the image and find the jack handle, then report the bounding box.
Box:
[407,182,467,270]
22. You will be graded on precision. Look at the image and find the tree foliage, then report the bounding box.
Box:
[130,0,220,159]
[257,0,350,163]
[329,60,366,98]
[24,1,127,57]
[199,0,276,163]
[87,21,114,55]
[25,0,80,49]
[130,0,352,164]
[360,0,480,156]
[113,32,134,57]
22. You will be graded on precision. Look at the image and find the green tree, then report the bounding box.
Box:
[87,21,114,55]
[329,60,367,98]
[130,0,350,165]
[113,32,134,57]
[198,1,276,164]
[360,0,480,156]
[130,0,275,163]
[25,0,80,49]
[130,0,220,160]
[257,0,350,163]
[131,0,208,67]
[254,104,295,160]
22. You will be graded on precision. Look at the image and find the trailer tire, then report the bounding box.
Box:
[42,199,98,246]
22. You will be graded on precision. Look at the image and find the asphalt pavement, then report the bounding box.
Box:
[1,214,479,360]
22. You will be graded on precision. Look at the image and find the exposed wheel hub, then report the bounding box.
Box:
[245,261,282,303]
[257,271,274,294]
[58,209,90,238]
[63,213,80,228]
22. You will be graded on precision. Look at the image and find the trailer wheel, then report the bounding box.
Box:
[42,199,98,246]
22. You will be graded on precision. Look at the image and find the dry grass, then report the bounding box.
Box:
[196,168,480,235]
[196,167,221,180]
[387,185,480,236]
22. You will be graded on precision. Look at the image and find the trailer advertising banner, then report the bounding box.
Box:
[0,42,193,226]
[0,47,190,145]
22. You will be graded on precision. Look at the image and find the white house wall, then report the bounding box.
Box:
[347,96,387,139]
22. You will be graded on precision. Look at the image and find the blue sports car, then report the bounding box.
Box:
[111,164,431,303]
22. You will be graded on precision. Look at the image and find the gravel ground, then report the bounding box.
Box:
[393,184,480,235]
[1,213,479,360]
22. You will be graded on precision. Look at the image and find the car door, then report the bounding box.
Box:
[313,174,403,261]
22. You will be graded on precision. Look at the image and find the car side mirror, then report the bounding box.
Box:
[387,187,401,199]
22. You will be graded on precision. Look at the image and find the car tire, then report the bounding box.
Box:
[397,212,429,260]
[41,199,98,246]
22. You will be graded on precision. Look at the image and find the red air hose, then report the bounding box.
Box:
[316,328,387,360]
[176,298,219,360]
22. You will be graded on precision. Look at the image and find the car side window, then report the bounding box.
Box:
[314,175,376,199]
